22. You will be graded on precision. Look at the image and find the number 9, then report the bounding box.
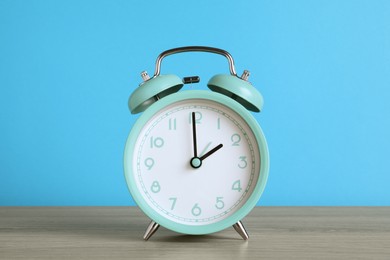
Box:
[144,158,155,170]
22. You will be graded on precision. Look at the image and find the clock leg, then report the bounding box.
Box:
[143,220,160,241]
[232,220,249,240]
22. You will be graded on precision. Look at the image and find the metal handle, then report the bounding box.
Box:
[153,46,238,77]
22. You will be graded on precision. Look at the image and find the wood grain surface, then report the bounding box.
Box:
[1,207,389,259]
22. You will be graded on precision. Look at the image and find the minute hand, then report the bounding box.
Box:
[199,144,223,161]
[191,112,198,157]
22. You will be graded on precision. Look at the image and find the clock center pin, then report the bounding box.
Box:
[190,157,202,169]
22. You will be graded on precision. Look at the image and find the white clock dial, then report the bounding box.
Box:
[132,98,260,226]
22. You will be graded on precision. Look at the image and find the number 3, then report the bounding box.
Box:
[238,156,247,169]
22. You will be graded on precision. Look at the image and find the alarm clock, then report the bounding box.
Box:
[124,46,269,240]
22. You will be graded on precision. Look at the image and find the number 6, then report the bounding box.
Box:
[191,203,201,216]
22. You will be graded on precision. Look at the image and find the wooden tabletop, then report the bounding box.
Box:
[1,207,389,259]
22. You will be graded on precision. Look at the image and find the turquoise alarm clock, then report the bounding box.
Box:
[124,46,269,240]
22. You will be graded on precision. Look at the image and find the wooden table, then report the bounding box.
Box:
[1,207,389,259]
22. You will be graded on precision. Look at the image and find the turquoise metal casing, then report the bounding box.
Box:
[208,74,264,112]
[128,74,183,114]
[124,90,269,235]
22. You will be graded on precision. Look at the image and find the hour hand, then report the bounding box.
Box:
[190,143,223,169]
[200,144,223,161]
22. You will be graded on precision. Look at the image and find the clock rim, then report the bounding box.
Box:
[124,90,269,235]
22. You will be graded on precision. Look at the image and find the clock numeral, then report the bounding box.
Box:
[150,181,161,193]
[232,180,242,192]
[150,136,164,148]
[217,118,221,130]
[191,203,202,216]
[231,134,241,146]
[189,111,202,124]
[215,197,225,209]
[169,197,177,210]
[238,156,248,169]
[169,118,177,130]
[144,158,155,170]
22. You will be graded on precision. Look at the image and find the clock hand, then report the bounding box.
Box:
[199,144,223,161]
[190,112,223,168]
[199,142,212,158]
[191,112,198,157]
[190,143,223,169]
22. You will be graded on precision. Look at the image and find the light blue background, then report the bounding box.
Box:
[1,0,389,206]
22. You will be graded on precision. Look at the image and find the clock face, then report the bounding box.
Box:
[124,91,268,234]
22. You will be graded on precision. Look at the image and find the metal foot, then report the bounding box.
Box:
[233,220,249,240]
[143,221,160,241]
